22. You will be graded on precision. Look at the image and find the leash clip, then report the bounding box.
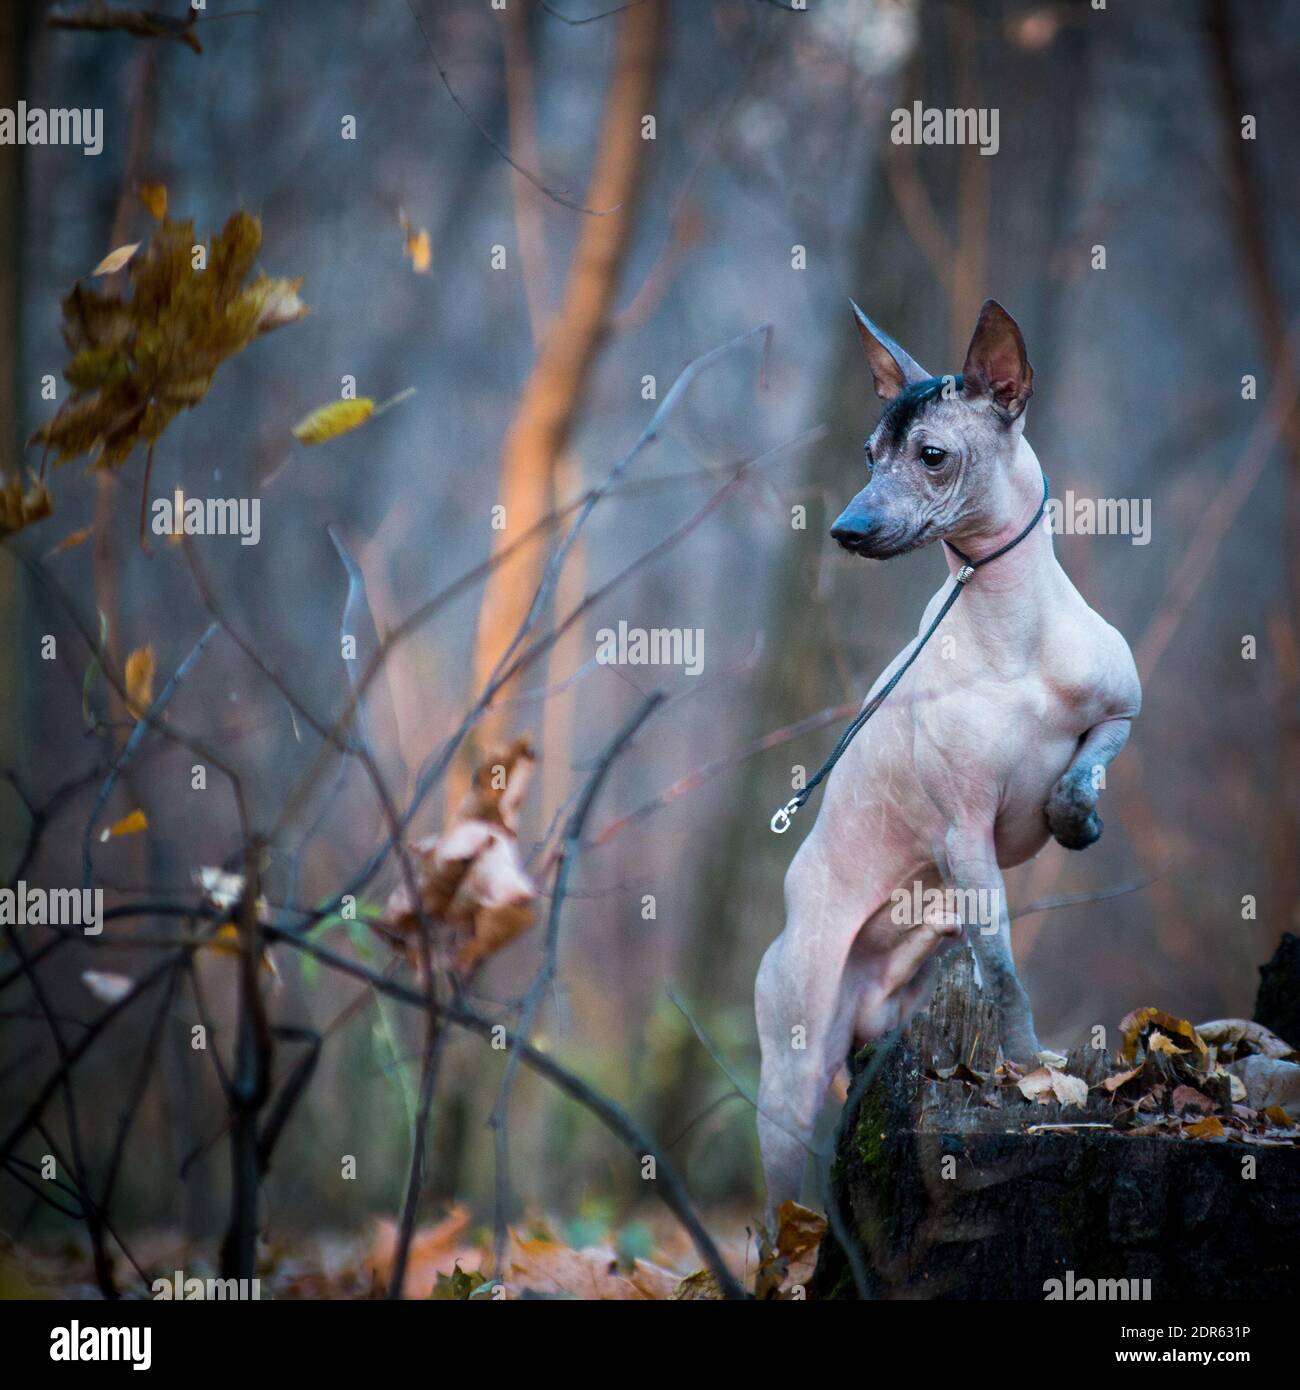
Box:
[770,798,801,834]
[955,563,975,585]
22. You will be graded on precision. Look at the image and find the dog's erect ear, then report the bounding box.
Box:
[961,300,1034,422]
[850,300,930,401]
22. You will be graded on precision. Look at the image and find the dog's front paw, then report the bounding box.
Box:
[1045,779,1103,851]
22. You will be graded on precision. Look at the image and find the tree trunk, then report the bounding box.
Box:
[812,948,1300,1300]
[461,0,665,786]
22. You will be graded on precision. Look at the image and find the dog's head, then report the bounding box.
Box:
[831,300,1034,559]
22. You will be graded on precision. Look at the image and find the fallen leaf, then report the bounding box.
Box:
[503,1234,677,1301]
[101,808,147,840]
[1148,1030,1188,1057]
[368,1210,478,1299]
[753,1199,826,1299]
[1170,1084,1215,1114]
[1263,1105,1296,1129]
[92,242,140,277]
[1184,1115,1226,1140]
[1017,1066,1088,1107]
[1103,1066,1141,1093]
[672,1269,725,1300]
[429,1263,487,1300]
[291,398,374,445]
[137,183,168,220]
[81,970,132,1003]
[1118,1006,1209,1068]
[124,644,155,719]
[774,1200,826,1262]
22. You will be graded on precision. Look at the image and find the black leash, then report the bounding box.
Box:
[769,473,1050,834]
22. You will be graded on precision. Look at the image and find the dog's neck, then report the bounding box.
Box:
[939,436,1054,601]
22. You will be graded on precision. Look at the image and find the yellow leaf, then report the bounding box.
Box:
[399,210,432,274]
[124,644,155,719]
[137,183,168,220]
[405,227,431,274]
[101,809,148,841]
[48,526,91,556]
[1184,1115,1226,1140]
[92,243,140,277]
[291,398,375,445]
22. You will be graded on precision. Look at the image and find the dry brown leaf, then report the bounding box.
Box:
[378,739,537,976]
[81,970,132,1004]
[1170,1084,1215,1115]
[1184,1115,1226,1140]
[774,1199,826,1262]
[671,1268,725,1300]
[1103,1066,1141,1093]
[754,1198,827,1299]
[503,1234,677,1301]
[1118,1006,1209,1068]
[100,808,147,840]
[92,242,140,277]
[367,1209,478,1299]
[124,644,155,719]
[1017,1066,1088,1107]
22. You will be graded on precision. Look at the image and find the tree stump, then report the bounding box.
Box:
[811,946,1300,1299]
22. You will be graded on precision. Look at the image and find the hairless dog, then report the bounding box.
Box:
[755,300,1141,1219]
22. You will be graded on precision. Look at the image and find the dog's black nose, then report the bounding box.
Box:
[831,511,876,552]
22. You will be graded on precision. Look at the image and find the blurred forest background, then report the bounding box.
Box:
[1,0,1298,1281]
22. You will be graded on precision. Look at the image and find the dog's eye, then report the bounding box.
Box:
[919,445,947,467]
